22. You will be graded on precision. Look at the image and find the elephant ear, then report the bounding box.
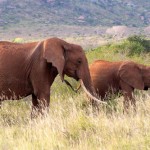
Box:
[118,61,144,90]
[43,38,67,81]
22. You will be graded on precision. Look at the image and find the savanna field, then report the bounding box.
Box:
[1,36,150,150]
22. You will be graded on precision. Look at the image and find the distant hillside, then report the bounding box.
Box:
[0,0,149,27]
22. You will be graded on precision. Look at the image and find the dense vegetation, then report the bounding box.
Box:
[0,0,149,27]
[0,37,150,149]
[93,35,150,56]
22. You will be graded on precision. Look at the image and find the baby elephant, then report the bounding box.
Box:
[89,60,150,111]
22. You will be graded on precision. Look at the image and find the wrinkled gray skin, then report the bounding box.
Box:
[0,37,95,117]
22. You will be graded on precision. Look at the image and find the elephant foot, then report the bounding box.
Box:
[31,106,49,119]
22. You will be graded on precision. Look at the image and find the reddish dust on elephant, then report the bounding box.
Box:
[0,37,101,118]
[89,60,150,111]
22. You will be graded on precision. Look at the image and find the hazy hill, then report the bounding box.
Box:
[0,0,149,27]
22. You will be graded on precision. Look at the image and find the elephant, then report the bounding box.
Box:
[0,37,104,117]
[89,60,150,112]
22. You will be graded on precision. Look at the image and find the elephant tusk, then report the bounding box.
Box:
[64,79,107,104]
[79,79,107,104]
[64,79,81,93]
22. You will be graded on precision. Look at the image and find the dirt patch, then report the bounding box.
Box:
[144,26,150,35]
[106,26,131,37]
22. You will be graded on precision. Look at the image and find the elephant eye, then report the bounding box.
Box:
[77,59,82,64]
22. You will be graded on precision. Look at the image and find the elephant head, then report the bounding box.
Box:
[42,38,104,103]
[118,61,150,90]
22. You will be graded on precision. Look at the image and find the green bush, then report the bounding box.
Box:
[127,35,150,53]
[125,40,145,56]
[110,35,150,56]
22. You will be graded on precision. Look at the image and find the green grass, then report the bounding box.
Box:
[1,39,150,149]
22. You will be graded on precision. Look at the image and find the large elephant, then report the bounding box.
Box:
[89,60,150,111]
[0,37,103,117]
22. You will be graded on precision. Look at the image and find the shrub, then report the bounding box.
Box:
[127,35,150,53]
[112,35,150,56]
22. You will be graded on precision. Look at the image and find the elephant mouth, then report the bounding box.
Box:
[64,79,80,93]
[64,70,79,81]
[74,70,79,81]
[144,86,149,90]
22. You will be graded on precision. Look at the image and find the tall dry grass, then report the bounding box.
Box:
[1,39,150,150]
[1,90,150,150]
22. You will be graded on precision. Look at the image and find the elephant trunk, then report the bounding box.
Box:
[64,75,106,104]
[78,64,106,104]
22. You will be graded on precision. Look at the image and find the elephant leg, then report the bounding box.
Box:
[130,95,136,112]
[37,91,50,115]
[30,68,57,118]
[120,80,135,113]
[31,89,50,119]
[31,94,40,119]
[35,69,58,115]
[123,91,136,113]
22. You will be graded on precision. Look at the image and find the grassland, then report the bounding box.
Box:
[0,37,150,150]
